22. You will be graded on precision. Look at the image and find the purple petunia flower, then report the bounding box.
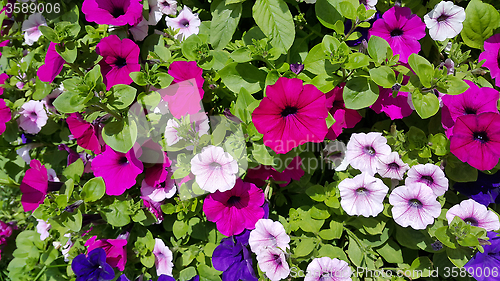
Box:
[85,236,128,271]
[248,219,290,254]
[67,113,104,154]
[166,6,201,41]
[479,34,500,88]
[369,6,426,63]
[153,238,174,276]
[464,232,500,281]
[446,199,500,231]
[289,63,304,75]
[405,163,448,197]
[424,1,466,41]
[82,0,143,26]
[157,0,177,16]
[212,230,259,281]
[18,100,48,134]
[338,173,389,217]
[453,171,500,207]
[72,248,115,281]
[304,257,352,281]
[96,35,141,90]
[376,152,409,180]
[345,132,391,175]
[37,42,66,84]
[256,247,290,281]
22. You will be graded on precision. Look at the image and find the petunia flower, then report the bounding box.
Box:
[369,6,426,63]
[450,113,500,171]
[479,34,500,88]
[21,13,47,46]
[252,77,328,154]
[453,170,500,207]
[203,179,265,236]
[325,85,362,140]
[17,100,48,134]
[0,73,8,96]
[96,35,141,90]
[166,6,201,41]
[376,152,409,180]
[153,238,174,276]
[441,80,498,138]
[164,113,209,146]
[157,0,177,15]
[212,230,259,281]
[42,84,64,114]
[36,219,51,241]
[344,132,391,175]
[0,99,11,136]
[248,219,290,255]
[304,257,352,281]
[0,40,9,59]
[91,145,144,196]
[338,173,389,217]
[446,199,500,231]
[405,163,448,197]
[72,248,115,281]
[142,195,164,222]
[360,0,377,10]
[191,145,239,193]
[389,183,441,230]
[290,63,304,75]
[147,0,165,25]
[66,113,104,154]
[256,247,290,281]
[37,42,66,83]
[82,0,143,26]
[424,1,466,41]
[464,231,500,281]
[244,156,304,188]
[19,159,56,212]
[370,87,413,120]
[85,236,128,271]
[129,18,149,41]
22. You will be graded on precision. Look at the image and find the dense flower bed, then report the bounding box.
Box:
[1,0,500,280]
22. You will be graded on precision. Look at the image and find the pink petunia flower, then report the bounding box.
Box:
[0,73,7,96]
[21,13,47,46]
[190,145,238,193]
[19,159,62,212]
[252,77,328,154]
[446,199,500,231]
[96,35,141,90]
[369,6,426,63]
[344,132,391,175]
[338,173,389,217]
[405,163,448,197]
[370,87,413,120]
[91,145,144,196]
[166,6,201,41]
[0,99,11,136]
[153,238,174,276]
[376,152,409,180]
[450,113,500,171]
[141,156,177,203]
[36,219,51,241]
[256,247,290,281]
[82,0,143,26]
[17,100,48,134]
[0,40,9,59]
[389,183,441,230]
[85,236,128,271]
[244,156,304,187]
[305,257,352,281]
[325,85,362,140]
[248,219,290,254]
[66,113,104,154]
[142,195,164,222]
[37,42,66,83]
[479,34,500,88]
[157,0,177,15]
[424,1,466,41]
[203,179,265,236]
[441,80,498,138]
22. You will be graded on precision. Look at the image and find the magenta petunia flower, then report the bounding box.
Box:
[203,179,265,236]
[17,100,48,134]
[0,99,11,136]
[376,152,409,180]
[441,80,499,138]
[166,6,201,41]
[142,195,164,222]
[67,113,104,154]
[345,132,391,175]
[256,247,290,281]
[37,42,65,84]
[82,0,143,26]
[369,6,426,63]
[0,73,7,96]
[244,156,304,188]
[248,219,290,254]
[446,199,500,231]
[153,238,174,276]
[252,77,328,154]
[338,173,389,217]
[305,257,352,281]
[450,113,500,171]
[325,85,362,140]
[85,236,128,271]
[191,145,238,193]
[424,1,466,42]
[405,163,448,197]
[479,34,500,88]
[96,35,141,90]
[389,183,441,229]
[370,87,413,120]
[91,145,144,196]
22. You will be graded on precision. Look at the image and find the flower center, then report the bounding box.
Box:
[464,217,479,226]
[227,196,241,205]
[388,162,400,170]
[111,7,126,18]
[463,107,477,115]
[179,19,190,27]
[356,187,368,195]
[118,156,129,165]
[281,106,298,117]
[272,254,282,265]
[30,111,38,117]
[390,28,404,37]
[473,131,489,143]
[114,57,127,68]
[363,146,376,156]
[409,198,423,208]
[209,162,222,170]
[420,175,434,186]
[437,14,450,22]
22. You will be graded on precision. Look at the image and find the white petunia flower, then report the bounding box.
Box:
[424,1,466,41]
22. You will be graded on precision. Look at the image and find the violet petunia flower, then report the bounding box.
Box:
[424,1,466,42]
[289,63,304,75]
[159,275,177,281]
[37,42,66,83]
[344,132,391,175]
[446,199,500,231]
[369,6,426,63]
[166,6,201,41]
[82,0,143,26]
[85,236,127,271]
[256,247,290,281]
[153,238,174,276]
[157,0,177,15]
[248,219,290,254]
[91,145,144,196]
[464,232,500,281]
[129,18,149,41]
[304,257,352,281]
[21,13,47,46]
[212,230,259,281]
[96,35,141,90]
[405,163,448,197]
[453,171,500,207]
[20,159,62,212]
[450,113,500,171]
[72,248,115,281]
[376,152,409,180]
[389,183,441,230]
[370,87,413,120]
[244,156,304,188]
[325,85,362,140]
[17,100,48,134]
[252,77,328,154]
[67,113,104,154]
[479,34,500,88]
[338,173,389,217]
[203,179,265,236]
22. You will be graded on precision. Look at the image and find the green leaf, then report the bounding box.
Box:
[441,75,470,95]
[369,66,397,88]
[252,0,295,54]
[367,36,391,64]
[102,120,138,153]
[210,1,242,50]
[435,226,457,249]
[130,72,148,86]
[56,42,77,63]
[303,43,333,75]
[412,90,439,119]
[219,62,266,94]
[293,239,316,257]
[61,209,82,232]
[310,204,330,219]
[252,143,275,165]
[344,53,369,69]
[154,44,171,61]
[376,239,404,264]
[62,158,84,182]
[318,244,348,261]
[38,26,60,43]
[315,0,343,29]
[109,84,137,110]
[338,1,356,19]
[343,77,379,109]
[230,47,254,63]
[233,87,257,123]
[446,246,473,267]
[461,0,500,49]
[81,177,106,202]
[33,77,52,100]
[101,200,132,227]
[408,54,434,88]
[173,220,190,239]
[306,185,327,202]
[52,91,89,113]
[445,154,478,182]
[428,133,449,156]
[156,72,174,88]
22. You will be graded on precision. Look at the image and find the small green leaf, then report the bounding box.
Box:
[33,77,52,100]
[408,54,434,88]
[81,177,106,202]
[173,220,190,239]
[252,143,275,165]
[367,36,390,64]
[101,200,132,227]
[294,239,316,257]
[210,1,242,50]
[62,158,84,182]
[445,154,478,182]
[52,91,89,113]
[56,42,77,63]
[461,0,500,49]
[338,1,357,19]
[343,77,379,109]
[369,66,397,88]
[130,72,148,86]
[412,90,439,119]
[315,0,343,29]
[344,53,369,69]
[219,62,266,94]
[39,26,60,43]
[102,120,138,153]
[109,84,137,110]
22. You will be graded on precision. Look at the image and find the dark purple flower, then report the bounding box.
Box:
[453,171,500,207]
[71,248,115,281]
[82,0,143,26]
[464,232,500,281]
[345,12,382,47]
[158,275,176,281]
[118,275,130,281]
[212,230,258,281]
[290,63,304,75]
[187,276,199,281]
